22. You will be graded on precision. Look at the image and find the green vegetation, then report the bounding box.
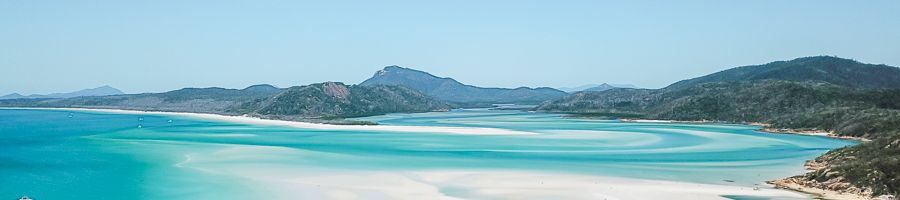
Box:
[246,82,450,119]
[536,56,900,197]
[0,85,281,115]
[540,81,900,138]
[804,135,900,196]
[666,56,900,90]
[0,82,450,123]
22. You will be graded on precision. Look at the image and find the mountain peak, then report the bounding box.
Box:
[360,66,567,104]
[383,65,405,70]
[242,84,281,93]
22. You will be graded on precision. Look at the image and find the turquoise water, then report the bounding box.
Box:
[0,109,855,199]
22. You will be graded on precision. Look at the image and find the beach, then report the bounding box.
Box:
[175,144,809,200]
[8,107,535,136]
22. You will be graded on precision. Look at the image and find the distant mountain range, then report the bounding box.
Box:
[360,66,568,106]
[557,83,637,93]
[1,84,283,115]
[0,85,124,100]
[536,56,900,197]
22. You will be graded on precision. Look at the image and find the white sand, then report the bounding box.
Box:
[12,107,536,136]
[179,145,810,200]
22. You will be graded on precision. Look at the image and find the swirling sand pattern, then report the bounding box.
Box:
[0,109,854,199]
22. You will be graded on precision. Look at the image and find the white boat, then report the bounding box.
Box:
[19,196,33,200]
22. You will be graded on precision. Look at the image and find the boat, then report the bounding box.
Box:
[19,196,33,200]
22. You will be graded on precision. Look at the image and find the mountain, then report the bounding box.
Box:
[558,83,636,93]
[538,80,900,137]
[0,85,125,100]
[245,82,450,119]
[0,93,26,99]
[666,56,900,90]
[241,84,281,93]
[535,56,900,197]
[0,82,448,121]
[360,66,567,105]
[1,85,284,114]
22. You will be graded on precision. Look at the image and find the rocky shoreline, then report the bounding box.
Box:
[759,127,870,142]
[768,159,877,200]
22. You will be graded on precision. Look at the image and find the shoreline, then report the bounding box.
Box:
[618,118,869,141]
[2,107,537,136]
[768,178,873,200]
[618,117,874,200]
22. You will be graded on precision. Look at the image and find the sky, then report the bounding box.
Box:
[2,0,899,95]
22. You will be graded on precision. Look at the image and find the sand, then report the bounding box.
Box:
[177,144,811,200]
[11,107,536,136]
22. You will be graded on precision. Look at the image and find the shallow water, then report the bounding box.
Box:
[0,109,855,199]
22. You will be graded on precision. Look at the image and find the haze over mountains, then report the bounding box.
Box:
[0,85,124,100]
[557,83,637,93]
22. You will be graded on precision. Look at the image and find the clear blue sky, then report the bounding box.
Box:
[2,0,899,95]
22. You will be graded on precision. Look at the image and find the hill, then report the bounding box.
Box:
[0,82,449,122]
[538,80,900,138]
[535,56,900,197]
[0,84,283,114]
[360,66,567,105]
[243,82,450,120]
[558,83,636,93]
[666,56,900,90]
[0,85,125,99]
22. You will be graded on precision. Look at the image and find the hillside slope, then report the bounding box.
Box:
[667,56,900,90]
[244,82,450,119]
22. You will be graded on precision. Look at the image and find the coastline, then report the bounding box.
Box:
[618,117,875,200]
[2,107,845,199]
[618,118,869,141]
[768,177,873,200]
[755,124,877,200]
[2,107,536,136]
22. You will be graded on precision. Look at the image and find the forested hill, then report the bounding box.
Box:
[535,56,900,197]
[538,80,900,138]
[666,56,900,90]
[0,84,283,114]
[242,82,450,119]
[0,82,450,121]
